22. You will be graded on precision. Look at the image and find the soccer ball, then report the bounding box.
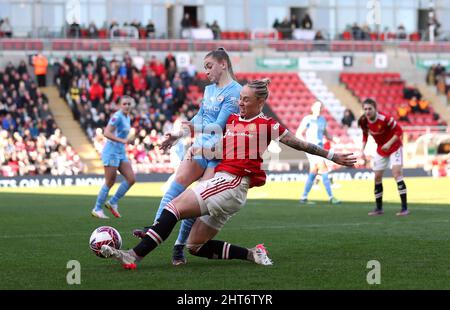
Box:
[89,226,122,258]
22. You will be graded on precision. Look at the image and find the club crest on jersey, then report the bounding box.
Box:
[217,95,224,103]
[248,123,257,131]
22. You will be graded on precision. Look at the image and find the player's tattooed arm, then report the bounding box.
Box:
[279,131,328,158]
[280,131,357,167]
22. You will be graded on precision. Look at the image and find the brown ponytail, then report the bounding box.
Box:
[205,47,236,80]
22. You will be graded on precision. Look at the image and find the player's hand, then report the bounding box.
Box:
[331,152,357,167]
[181,121,194,136]
[381,142,391,152]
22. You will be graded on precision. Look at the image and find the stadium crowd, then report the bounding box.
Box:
[0,61,84,177]
[55,52,199,173]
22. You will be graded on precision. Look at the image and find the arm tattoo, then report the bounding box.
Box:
[280,131,328,158]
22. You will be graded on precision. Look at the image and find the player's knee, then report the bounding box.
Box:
[374,175,383,183]
[174,174,190,187]
[127,177,136,186]
[186,243,203,256]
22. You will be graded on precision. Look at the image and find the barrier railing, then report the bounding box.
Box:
[3,38,450,54]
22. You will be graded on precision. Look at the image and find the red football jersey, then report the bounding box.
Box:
[215,113,288,188]
[359,112,403,157]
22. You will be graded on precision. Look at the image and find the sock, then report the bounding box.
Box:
[133,206,179,257]
[194,240,249,260]
[109,180,130,205]
[175,218,196,246]
[94,184,110,211]
[322,173,333,199]
[396,178,407,210]
[154,181,186,222]
[302,173,317,199]
[374,182,383,210]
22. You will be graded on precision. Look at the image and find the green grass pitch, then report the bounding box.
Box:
[1,177,449,289]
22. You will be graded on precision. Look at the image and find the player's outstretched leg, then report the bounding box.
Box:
[187,241,273,266]
[154,181,186,221]
[132,181,186,239]
[92,184,110,219]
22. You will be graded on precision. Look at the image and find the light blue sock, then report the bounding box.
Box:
[175,218,196,245]
[94,184,110,211]
[109,180,130,205]
[322,173,333,199]
[302,173,317,199]
[154,181,186,221]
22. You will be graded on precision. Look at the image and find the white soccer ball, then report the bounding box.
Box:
[89,226,122,258]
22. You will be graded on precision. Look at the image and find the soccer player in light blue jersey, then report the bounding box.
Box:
[133,48,241,265]
[296,101,341,205]
[91,96,136,219]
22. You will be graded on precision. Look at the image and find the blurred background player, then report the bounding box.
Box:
[358,98,409,216]
[101,79,356,269]
[296,101,341,205]
[91,96,136,219]
[133,48,241,265]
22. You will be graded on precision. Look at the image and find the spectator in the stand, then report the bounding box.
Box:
[90,76,104,103]
[272,18,280,30]
[164,53,177,72]
[428,11,441,39]
[161,80,174,105]
[69,19,81,37]
[32,53,48,87]
[408,96,420,113]
[427,65,437,85]
[181,13,192,29]
[151,58,166,78]
[301,13,313,30]
[397,102,411,122]
[210,20,221,40]
[145,20,156,38]
[109,20,119,30]
[279,17,292,39]
[435,63,446,77]
[351,23,363,40]
[166,60,177,82]
[314,30,325,40]
[397,24,407,40]
[0,17,13,37]
[418,99,430,114]
[290,14,300,29]
[130,20,141,31]
[17,60,28,76]
[88,22,98,38]
[341,109,355,128]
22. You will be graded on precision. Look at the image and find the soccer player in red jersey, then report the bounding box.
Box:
[358,98,409,216]
[100,79,356,269]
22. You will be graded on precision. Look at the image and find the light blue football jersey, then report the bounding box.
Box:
[300,115,327,147]
[190,80,241,149]
[102,110,131,156]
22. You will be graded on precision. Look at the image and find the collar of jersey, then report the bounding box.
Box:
[239,112,263,122]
